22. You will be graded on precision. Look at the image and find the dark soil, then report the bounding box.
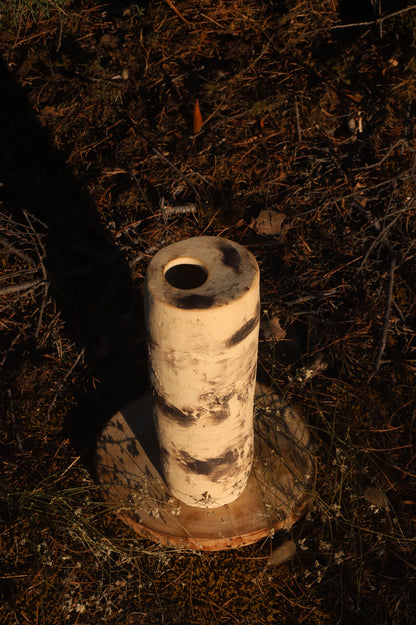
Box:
[1,1,416,624]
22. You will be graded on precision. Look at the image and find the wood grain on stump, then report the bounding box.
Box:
[95,384,316,551]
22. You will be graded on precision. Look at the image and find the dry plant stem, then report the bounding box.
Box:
[368,255,396,383]
[131,172,155,214]
[35,283,49,339]
[23,210,48,283]
[7,388,22,453]
[295,96,302,142]
[359,204,410,271]
[46,349,85,420]
[0,322,30,369]
[0,236,36,267]
[152,148,200,201]
[351,140,410,172]
[330,5,416,30]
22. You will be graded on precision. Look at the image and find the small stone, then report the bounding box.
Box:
[348,118,356,132]
[267,540,297,566]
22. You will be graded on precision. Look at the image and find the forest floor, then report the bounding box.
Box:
[1,1,416,623]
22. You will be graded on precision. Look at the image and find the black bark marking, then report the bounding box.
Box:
[154,393,197,426]
[199,391,232,423]
[249,361,257,383]
[240,439,253,459]
[226,309,259,347]
[160,446,169,468]
[210,408,229,422]
[237,387,250,403]
[178,448,239,480]
[217,241,241,273]
[174,294,215,309]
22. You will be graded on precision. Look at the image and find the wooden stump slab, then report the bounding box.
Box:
[95,383,316,551]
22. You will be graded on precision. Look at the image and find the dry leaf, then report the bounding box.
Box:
[250,210,288,236]
[294,353,328,383]
[193,99,203,134]
[261,316,286,341]
[267,540,297,566]
[363,487,389,509]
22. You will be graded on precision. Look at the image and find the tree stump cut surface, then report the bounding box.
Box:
[95,384,316,551]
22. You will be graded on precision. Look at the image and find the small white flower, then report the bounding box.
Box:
[334,550,344,565]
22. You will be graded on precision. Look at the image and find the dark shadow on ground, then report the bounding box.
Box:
[0,55,149,468]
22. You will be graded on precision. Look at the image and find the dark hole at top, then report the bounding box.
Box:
[164,263,208,290]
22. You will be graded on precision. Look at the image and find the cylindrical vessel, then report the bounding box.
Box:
[145,236,260,508]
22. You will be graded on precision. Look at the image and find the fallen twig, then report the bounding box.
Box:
[160,199,197,222]
[284,287,343,306]
[0,279,45,296]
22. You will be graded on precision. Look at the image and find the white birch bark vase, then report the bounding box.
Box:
[145,236,260,508]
